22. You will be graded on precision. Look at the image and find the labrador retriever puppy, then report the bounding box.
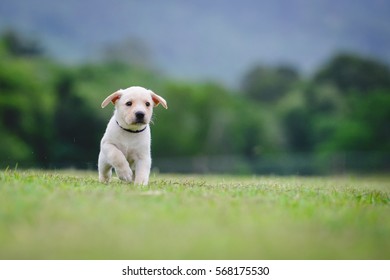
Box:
[98,86,167,185]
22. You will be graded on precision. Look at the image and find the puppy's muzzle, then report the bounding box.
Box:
[135,111,146,123]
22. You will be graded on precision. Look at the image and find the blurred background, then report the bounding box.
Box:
[0,0,389,174]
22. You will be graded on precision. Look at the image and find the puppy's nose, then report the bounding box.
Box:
[135,111,145,120]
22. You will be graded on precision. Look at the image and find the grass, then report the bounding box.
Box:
[0,169,389,259]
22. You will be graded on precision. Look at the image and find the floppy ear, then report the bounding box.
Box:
[150,91,168,109]
[101,90,122,108]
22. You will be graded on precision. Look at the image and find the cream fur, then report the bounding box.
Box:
[98,86,167,185]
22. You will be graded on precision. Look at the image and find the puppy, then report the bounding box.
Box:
[98,86,167,185]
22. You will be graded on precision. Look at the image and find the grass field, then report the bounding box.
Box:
[0,169,389,259]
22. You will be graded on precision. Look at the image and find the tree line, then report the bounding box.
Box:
[0,31,388,173]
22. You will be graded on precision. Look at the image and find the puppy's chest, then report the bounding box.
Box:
[115,135,149,160]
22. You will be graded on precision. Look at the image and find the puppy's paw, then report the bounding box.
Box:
[99,170,112,183]
[134,179,148,186]
[117,169,133,183]
[134,175,149,186]
[99,176,111,183]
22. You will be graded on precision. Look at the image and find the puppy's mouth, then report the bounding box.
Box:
[133,120,147,125]
[124,116,148,126]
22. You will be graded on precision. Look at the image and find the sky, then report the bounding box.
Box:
[1,0,389,86]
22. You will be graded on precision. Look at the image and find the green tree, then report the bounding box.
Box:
[314,53,390,93]
[320,91,390,152]
[0,33,54,166]
[51,70,105,166]
[1,30,43,57]
[311,53,390,158]
[152,82,266,158]
[241,64,300,103]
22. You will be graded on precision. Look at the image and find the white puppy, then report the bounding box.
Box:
[98,86,167,185]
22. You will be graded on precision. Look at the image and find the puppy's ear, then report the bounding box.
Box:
[150,91,168,109]
[101,90,122,108]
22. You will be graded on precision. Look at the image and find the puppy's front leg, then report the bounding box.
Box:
[134,158,151,185]
[102,143,133,182]
[98,151,112,183]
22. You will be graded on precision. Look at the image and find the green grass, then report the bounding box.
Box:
[0,170,389,259]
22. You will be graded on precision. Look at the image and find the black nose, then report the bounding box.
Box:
[135,111,145,120]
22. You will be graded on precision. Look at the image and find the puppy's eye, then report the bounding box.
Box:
[126,101,132,106]
[145,102,151,107]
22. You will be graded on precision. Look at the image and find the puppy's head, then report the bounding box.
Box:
[101,86,168,128]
